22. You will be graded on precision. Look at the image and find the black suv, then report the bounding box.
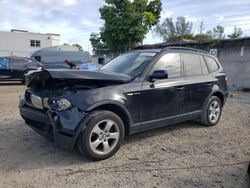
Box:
[0,56,42,83]
[19,47,228,160]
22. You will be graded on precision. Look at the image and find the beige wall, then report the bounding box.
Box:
[218,47,250,90]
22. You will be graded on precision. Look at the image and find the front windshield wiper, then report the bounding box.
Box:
[102,69,133,77]
[100,69,115,73]
[130,73,141,80]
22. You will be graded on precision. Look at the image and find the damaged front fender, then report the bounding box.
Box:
[47,107,89,150]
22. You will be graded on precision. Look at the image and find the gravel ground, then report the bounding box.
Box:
[0,83,249,188]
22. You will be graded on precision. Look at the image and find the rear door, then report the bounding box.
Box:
[182,52,212,113]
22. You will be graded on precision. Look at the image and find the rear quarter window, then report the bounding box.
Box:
[204,56,219,72]
[200,56,209,74]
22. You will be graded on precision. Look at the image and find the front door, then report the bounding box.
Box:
[139,52,185,128]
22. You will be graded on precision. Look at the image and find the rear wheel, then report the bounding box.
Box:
[200,96,222,126]
[77,110,125,160]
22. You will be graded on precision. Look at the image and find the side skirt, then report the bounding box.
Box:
[130,110,202,134]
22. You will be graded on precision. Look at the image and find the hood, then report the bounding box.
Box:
[25,69,132,88]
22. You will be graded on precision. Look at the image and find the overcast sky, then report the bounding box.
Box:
[0,0,250,51]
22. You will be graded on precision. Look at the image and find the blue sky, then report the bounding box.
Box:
[0,0,250,51]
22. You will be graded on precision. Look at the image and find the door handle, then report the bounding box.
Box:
[175,86,184,90]
[127,92,141,96]
[206,82,212,87]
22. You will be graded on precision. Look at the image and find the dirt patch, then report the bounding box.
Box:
[0,84,249,187]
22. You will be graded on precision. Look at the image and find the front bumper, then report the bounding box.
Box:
[19,95,87,150]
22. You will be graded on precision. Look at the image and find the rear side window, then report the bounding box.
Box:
[152,53,181,79]
[10,58,29,69]
[204,56,219,72]
[200,56,209,74]
[182,53,202,76]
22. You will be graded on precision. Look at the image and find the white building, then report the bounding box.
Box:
[34,45,79,52]
[0,29,60,57]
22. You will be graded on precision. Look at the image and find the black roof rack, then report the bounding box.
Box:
[163,46,209,54]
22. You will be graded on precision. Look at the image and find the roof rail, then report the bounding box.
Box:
[163,46,209,54]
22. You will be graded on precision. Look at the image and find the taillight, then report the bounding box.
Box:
[225,76,228,85]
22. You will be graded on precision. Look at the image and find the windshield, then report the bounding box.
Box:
[101,52,157,77]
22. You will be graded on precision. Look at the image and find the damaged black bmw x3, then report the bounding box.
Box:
[19,47,228,160]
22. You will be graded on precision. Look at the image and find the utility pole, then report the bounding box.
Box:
[199,20,204,34]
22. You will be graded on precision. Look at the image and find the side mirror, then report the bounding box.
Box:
[149,70,168,82]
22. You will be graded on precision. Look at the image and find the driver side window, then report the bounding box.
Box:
[152,53,181,79]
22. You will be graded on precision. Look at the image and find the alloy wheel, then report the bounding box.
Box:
[89,119,120,155]
[208,100,221,123]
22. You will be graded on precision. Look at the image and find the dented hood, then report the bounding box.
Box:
[25,69,132,87]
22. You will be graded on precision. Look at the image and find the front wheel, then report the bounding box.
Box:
[77,110,125,160]
[200,96,222,126]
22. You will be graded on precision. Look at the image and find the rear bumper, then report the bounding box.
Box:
[19,95,87,150]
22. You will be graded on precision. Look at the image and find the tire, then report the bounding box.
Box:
[21,71,28,84]
[200,96,222,126]
[77,110,125,160]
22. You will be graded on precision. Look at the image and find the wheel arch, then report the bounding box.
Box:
[86,100,133,136]
[211,91,225,106]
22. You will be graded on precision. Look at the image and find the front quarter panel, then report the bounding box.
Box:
[68,84,128,111]
[67,81,142,125]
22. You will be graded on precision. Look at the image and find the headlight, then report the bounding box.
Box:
[57,98,72,110]
[43,98,72,110]
[30,94,43,109]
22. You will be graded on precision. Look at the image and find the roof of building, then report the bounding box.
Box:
[136,37,250,49]
[0,29,60,36]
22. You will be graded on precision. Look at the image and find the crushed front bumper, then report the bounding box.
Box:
[19,95,87,150]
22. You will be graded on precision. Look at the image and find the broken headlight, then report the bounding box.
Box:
[57,98,72,110]
[43,98,72,111]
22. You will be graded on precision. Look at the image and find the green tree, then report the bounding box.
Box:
[155,16,193,42]
[228,26,243,38]
[207,25,225,39]
[193,34,212,42]
[99,0,162,53]
[175,17,193,37]
[72,43,83,51]
[90,32,101,51]
[154,17,175,41]
[89,32,107,55]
